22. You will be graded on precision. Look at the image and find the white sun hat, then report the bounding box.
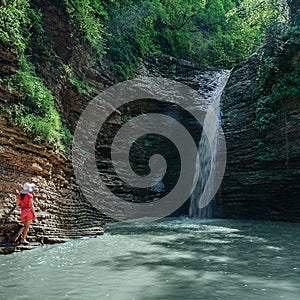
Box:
[20,182,36,194]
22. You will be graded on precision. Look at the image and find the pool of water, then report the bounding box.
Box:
[1,218,300,300]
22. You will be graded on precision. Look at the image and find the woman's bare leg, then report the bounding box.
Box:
[12,227,24,243]
[22,220,31,241]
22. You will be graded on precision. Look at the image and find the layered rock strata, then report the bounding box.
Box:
[215,40,300,221]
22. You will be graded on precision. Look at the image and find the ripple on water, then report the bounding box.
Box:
[0,219,300,300]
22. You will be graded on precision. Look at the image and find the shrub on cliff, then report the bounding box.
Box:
[0,0,71,152]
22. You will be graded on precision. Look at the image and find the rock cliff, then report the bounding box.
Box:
[215,0,300,221]
[0,0,113,254]
[0,115,109,253]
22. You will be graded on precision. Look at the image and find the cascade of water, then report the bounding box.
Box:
[189,70,231,218]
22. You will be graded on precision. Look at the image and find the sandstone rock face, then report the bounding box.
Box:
[0,116,110,254]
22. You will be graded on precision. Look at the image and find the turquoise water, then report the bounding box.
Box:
[1,218,300,300]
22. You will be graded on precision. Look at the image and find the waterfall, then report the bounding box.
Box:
[189,70,231,218]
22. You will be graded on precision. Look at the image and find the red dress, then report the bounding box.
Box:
[18,193,35,222]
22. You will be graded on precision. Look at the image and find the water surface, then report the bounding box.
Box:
[1,218,300,300]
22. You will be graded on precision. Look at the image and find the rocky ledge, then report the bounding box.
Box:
[0,115,111,254]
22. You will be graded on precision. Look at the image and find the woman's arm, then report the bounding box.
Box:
[15,190,20,206]
[29,197,36,219]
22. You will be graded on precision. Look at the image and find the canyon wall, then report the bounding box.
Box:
[215,1,300,221]
[0,0,113,253]
[1,0,300,256]
[0,116,108,252]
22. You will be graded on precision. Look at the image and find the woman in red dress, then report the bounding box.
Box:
[13,183,37,245]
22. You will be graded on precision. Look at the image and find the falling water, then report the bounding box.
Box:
[189,70,231,218]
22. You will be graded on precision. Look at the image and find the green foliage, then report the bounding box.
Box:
[1,0,290,79]
[104,0,159,79]
[0,0,31,52]
[69,75,93,94]
[104,0,211,78]
[64,0,107,60]
[8,58,72,152]
[254,95,282,131]
[103,0,290,78]
[26,6,49,57]
[0,0,46,54]
[1,0,295,152]
[0,2,72,152]
[60,126,74,152]
[194,0,253,67]
[153,0,206,57]
[254,61,300,132]
[65,65,93,94]
[228,0,290,61]
[254,139,278,161]
[228,0,289,32]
